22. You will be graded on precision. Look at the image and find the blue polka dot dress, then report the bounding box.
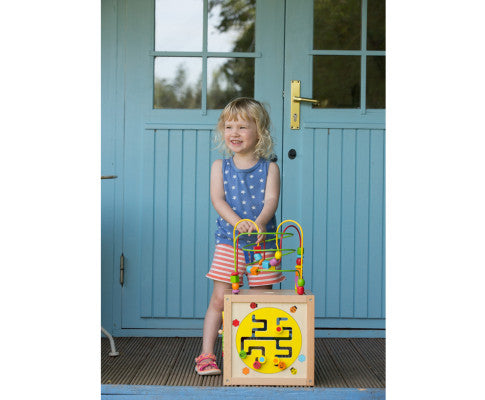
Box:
[215,158,277,250]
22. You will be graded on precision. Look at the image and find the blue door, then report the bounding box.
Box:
[281,0,385,330]
[102,0,385,335]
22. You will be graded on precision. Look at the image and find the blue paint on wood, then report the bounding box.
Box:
[341,129,357,317]
[354,130,371,318]
[326,129,343,317]
[101,0,385,335]
[101,385,385,399]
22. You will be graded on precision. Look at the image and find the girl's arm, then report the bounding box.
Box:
[210,159,254,233]
[254,162,280,242]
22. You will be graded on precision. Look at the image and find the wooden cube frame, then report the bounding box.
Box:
[223,289,314,386]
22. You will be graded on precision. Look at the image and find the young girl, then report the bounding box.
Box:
[195,97,285,375]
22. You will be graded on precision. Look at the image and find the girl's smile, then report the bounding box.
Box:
[224,116,259,157]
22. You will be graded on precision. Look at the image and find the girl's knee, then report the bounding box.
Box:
[210,286,228,310]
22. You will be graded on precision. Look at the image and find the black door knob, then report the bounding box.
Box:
[270,154,278,162]
[288,149,297,159]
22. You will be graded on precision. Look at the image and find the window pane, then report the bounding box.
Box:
[208,0,255,52]
[313,56,360,108]
[366,56,385,109]
[154,58,202,109]
[207,58,254,109]
[155,0,203,51]
[367,0,385,50]
[314,0,362,50]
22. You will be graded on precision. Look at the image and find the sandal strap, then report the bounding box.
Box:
[198,362,219,371]
[195,353,216,363]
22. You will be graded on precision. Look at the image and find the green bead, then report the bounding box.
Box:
[230,275,240,283]
[239,350,247,359]
[298,278,305,286]
[297,247,304,255]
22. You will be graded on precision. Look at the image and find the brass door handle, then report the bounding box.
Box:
[292,96,320,105]
[290,80,320,130]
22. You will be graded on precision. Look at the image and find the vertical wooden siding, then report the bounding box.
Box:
[140,129,217,319]
[282,129,385,320]
[136,128,384,322]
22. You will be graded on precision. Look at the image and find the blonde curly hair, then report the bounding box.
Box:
[214,97,275,160]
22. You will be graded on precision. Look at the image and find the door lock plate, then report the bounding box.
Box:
[290,80,301,130]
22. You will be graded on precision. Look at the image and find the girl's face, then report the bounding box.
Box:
[224,115,259,157]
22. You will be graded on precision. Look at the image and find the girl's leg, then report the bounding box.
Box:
[201,280,232,354]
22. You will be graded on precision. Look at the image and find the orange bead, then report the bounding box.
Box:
[232,283,239,290]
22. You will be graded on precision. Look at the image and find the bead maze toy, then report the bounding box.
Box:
[222,219,315,386]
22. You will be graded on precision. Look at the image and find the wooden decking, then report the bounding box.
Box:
[101,337,385,388]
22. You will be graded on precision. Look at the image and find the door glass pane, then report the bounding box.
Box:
[154,57,202,109]
[367,0,385,50]
[207,58,254,109]
[208,0,256,52]
[313,56,360,108]
[313,0,362,50]
[366,56,385,108]
[155,0,203,51]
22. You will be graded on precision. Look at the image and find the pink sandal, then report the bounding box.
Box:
[195,353,221,375]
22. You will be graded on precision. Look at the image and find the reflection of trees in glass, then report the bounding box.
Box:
[314,0,361,50]
[153,0,255,109]
[154,65,202,109]
[312,0,385,109]
[208,0,255,108]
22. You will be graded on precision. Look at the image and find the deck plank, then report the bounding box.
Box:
[350,338,385,385]
[323,338,384,388]
[101,337,385,388]
[314,338,349,387]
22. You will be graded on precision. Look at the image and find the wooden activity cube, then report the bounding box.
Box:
[223,289,314,386]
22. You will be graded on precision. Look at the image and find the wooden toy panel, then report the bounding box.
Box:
[223,289,314,386]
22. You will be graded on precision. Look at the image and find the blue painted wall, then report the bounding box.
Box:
[101,0,385,337]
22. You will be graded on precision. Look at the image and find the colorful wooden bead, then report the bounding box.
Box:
[239,350,247,359]
[253,245,261,253]
[269,258,279,266]
[297,286,304,295]
[246,265,252,274]
[253,360,262,369]
[278,361,286,369]
[296,257,301,265]
[259,356,266,364]
[250,266,260,275]
[274,251,282,260]
[232,283,239,290]
[250,302,257,309]
[297,247,304,255]
[232,289,240,294]
[254,253,262,261]
[230,275,240,283]
[262,260,270,269]
[297,278,305,286]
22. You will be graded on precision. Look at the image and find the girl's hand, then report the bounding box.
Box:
[252,220,267,244]
[235,220,257,238]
